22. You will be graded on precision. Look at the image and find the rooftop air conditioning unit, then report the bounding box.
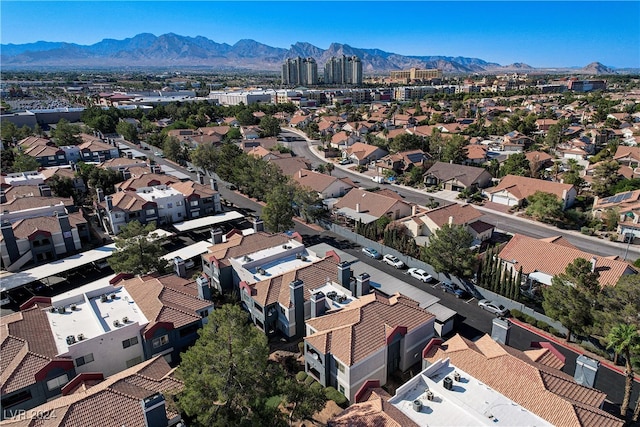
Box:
[113,320,121,327]
[50,307,57,313]
[101,294,108,302]
[110,294,117,300]
[426,390,434,401]
[77,334,85,341]
[454,371,461,382]
[71,304,77,311]
[66,335,76,345]
[58,306,66,314]
[122,316,129,323]
[412,400,423,412]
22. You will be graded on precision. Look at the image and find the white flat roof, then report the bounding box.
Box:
[172,211,244,232]
[1,244,117,292]
[47,285,148,354]
[388,358,552,426]
[311,282,355,310]
[162,240,212,261]
[249,250,321,282]
[160,165,191,180]
[137,186,182,201]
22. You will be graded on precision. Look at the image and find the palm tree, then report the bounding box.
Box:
[606,324,640,417]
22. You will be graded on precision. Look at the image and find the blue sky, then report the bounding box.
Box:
[1,1,639,68]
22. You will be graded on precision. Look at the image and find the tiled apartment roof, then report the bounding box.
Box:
[0,356,183,427]
[170,180,217,198]
[115,173,177,191]
[202,232,290,266]
[101,190,151,211]
[424,334,622,427]
[1,195,73,213]
[248,257,339,307]
[329,387,417,427]
[305,293,434,366]
[119,274,210,333]
[2,212,86,241]
[499,233,635,287]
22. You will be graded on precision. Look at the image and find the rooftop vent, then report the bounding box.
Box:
[443,376,453,390]
[50,307,57,313]
[77,333,85,341]
[110,294,117,300]
[257,267,266,275]
[426,390,434,401]
[454,371,461,382]
[100,294,108,303]
[71,304,77,311]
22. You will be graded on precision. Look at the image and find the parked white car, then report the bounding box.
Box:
[407,268,433,282]
[383,254,405,269]
[478,299,508,316]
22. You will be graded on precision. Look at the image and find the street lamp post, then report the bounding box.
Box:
[623,233,634,261]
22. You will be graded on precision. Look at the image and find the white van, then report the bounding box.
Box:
[372,176,386,184]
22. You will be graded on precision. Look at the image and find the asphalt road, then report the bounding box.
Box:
[283,129,640,261]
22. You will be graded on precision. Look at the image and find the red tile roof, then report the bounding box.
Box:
[499,233,636,287]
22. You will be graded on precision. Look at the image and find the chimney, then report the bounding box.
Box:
[355,273,370,297]
[574,355,599,388]
[56,211,76,254]
[289,280,305,338]
[210,228,223,244]
[196,275,212,300]
[1,220,20,264]
[590,257,597,272]
[450,160,453,164]
[337,261,351,287]
[0,189,5,204]
[209,178,218,191]
[96,188,105,203]
[105,196,113,211]
[122,170,132,180]
[491,317,511,345]
[448,216,454,226]
[197,172,204,185]
[411,205,417,216]
[141,393,167,427]
[355,203,361,213]
[299,169,304,178]
[38,183,52,197]
[310,291,326,318]
[126,151,133,159]
[174,257,187,278]
[253,217,264,232]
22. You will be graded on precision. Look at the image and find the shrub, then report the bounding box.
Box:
[325,386,348,407]
[549,328,565,338]
[580,227,594,236]
[298,341,304,354]
[295,371,308,382]
[523,314,536,325]
[510,309,523,320]
[310,381,324,392]
[304,374,316,385]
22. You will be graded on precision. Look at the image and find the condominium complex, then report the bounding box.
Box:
[390,67,443,84]
[324,55,363,85]
[282,57,318,86]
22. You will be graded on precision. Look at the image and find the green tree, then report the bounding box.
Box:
[163,136,183,163]
[542,258,600,342]
[293,187,324,224]
[116,121,139,143]
[284,379,327,426]
[525,191,563,223]
[108,221,168,275]
[259,115,281,137]
[47,175,76,199]
[500,153,530,177]
[421,224,478,280]
[591,160,621,196]
[262,185,295,233]
[236,109,258,126]
[176,304,279,426]
[325,162,334,176]
[605,324,639,417]
[12,153,40,172]
[52,119,82,146]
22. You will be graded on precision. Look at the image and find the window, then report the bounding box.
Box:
[48,156,55,161]
[152,334,169,349]
[337,362,345,373]
[122,336,139,349]
[75,353,94,367]
[190,200,199,207]
[126,356,143,368]
[179,324,200,338]
[339,385,345,394]
[1,390,32,408]
[167,203,173,208]
[46,374,69,391]
[254,302,263,313]
[200,309,209,318]
[176,201,183,206]
[146,209,156,216]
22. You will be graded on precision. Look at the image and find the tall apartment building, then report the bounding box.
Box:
[282,57,318,86]
[389,68,443,84]
[324,55,363,86]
